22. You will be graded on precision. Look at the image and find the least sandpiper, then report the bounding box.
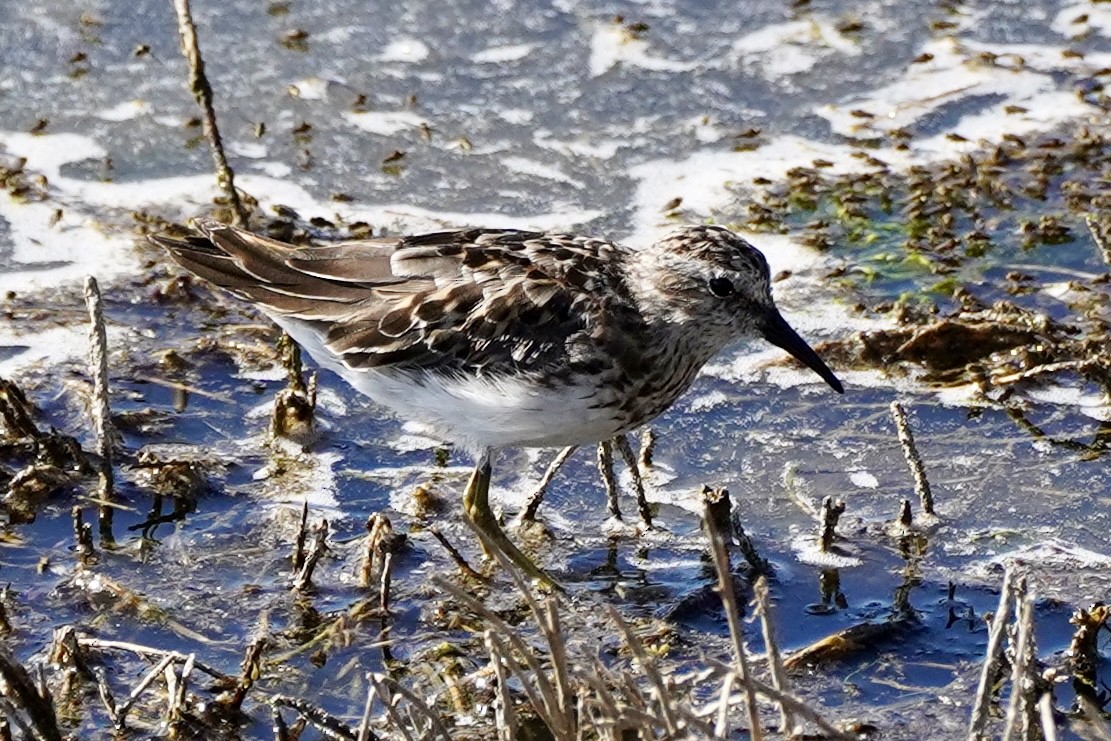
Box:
[153,219,843,585]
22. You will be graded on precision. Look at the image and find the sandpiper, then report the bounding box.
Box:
[153,219,843,585]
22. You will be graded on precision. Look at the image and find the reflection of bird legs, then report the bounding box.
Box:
[519,432,653,528]
[462,449,562,589]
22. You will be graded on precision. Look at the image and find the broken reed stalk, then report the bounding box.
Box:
[292,519,329,592]
[754,576,794,736]
[1002,587,1038,741]
[1038,693,1058,741]
[355,676,376,741]
[428,527,487,583]
[521,445,577,521]
[1087,214,1111,269]
[702,504,763,740]
[270,695,359,740]
[613,433,653,527]
[76,637,230,682]
[112,654,176,729]
[968,568,1019,740]
[291,501,309,576]
[171,0,248,226]
[360,513,402,612]
[224,633,269,712]
[890,401,935,515]
[370,674,452,741]
[84,277,115,543]
[271,704,290,741]
[485,631,518,741]
[818,496,845,552]
[72,506,96,562]
[0,647,62,741]
[898,499,913,529]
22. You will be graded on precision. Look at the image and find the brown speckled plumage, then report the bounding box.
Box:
[153,218,842,451]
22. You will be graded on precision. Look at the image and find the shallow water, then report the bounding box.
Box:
[1,0,1109,737]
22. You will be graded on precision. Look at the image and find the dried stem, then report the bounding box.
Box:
[485,630,517,740]
[113,654,176,729]
[292,518,329,592]
[702,502,763,740]
[754,576,794,736]
[84,277,115,542]
[1002,587,1038,741]
[898,499,913,529]
[521,445,577,522]
[291,501,309,576]
[890,401,935,515]
[1088,214,1111,269]
[1038,693,1058,741]
[170,0,248,225]
[968,568,1019,740]
[428,527,487,583]
[77,637,230,682]
[72,506,96,562]
[370,674,452,741]
[0,646,62,741]
[355,676,376,741]
[223,632,269,712]
[270,694,357,740]
[818,496,846,552]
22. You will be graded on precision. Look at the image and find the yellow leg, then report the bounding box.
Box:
[462,450,563,591]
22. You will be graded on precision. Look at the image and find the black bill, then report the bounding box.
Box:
[760,309,844,394]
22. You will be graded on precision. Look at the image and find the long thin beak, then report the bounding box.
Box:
[760,309,844,394]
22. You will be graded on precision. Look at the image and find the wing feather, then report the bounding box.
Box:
[151,219,633,376]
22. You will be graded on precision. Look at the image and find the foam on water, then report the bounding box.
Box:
[588,21,698,78]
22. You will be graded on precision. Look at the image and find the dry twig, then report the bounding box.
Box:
[968,568,1019,740]
[84,277,116,542]
[520,445,577,522]
[703,501,763,740]
[0,646,61,741]
[890,401,935,515]
[754,576,794,736]
[292,518,329,592]
[818,496,846,551]
[170,0,248,225]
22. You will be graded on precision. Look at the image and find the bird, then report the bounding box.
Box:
[152,218,843,587]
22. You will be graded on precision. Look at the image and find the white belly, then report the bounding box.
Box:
[273,316,624,451]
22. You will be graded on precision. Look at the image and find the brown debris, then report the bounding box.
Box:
[0,645,62,741]
[292,518,329,593]
[1066,603,1110,705]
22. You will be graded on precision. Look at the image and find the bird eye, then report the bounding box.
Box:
[708,277,735,298]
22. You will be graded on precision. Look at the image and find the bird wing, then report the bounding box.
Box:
[152,219,631,376]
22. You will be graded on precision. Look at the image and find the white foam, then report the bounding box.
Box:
[731,17,861,79]
[849,470,879,489]
[1052,1,1111,38]
[343,110,427,136]
[500,156,584,188]
[94,100,151,122]
[588,22,697,78]
[378,38,430,63]
[473,44,533,64]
